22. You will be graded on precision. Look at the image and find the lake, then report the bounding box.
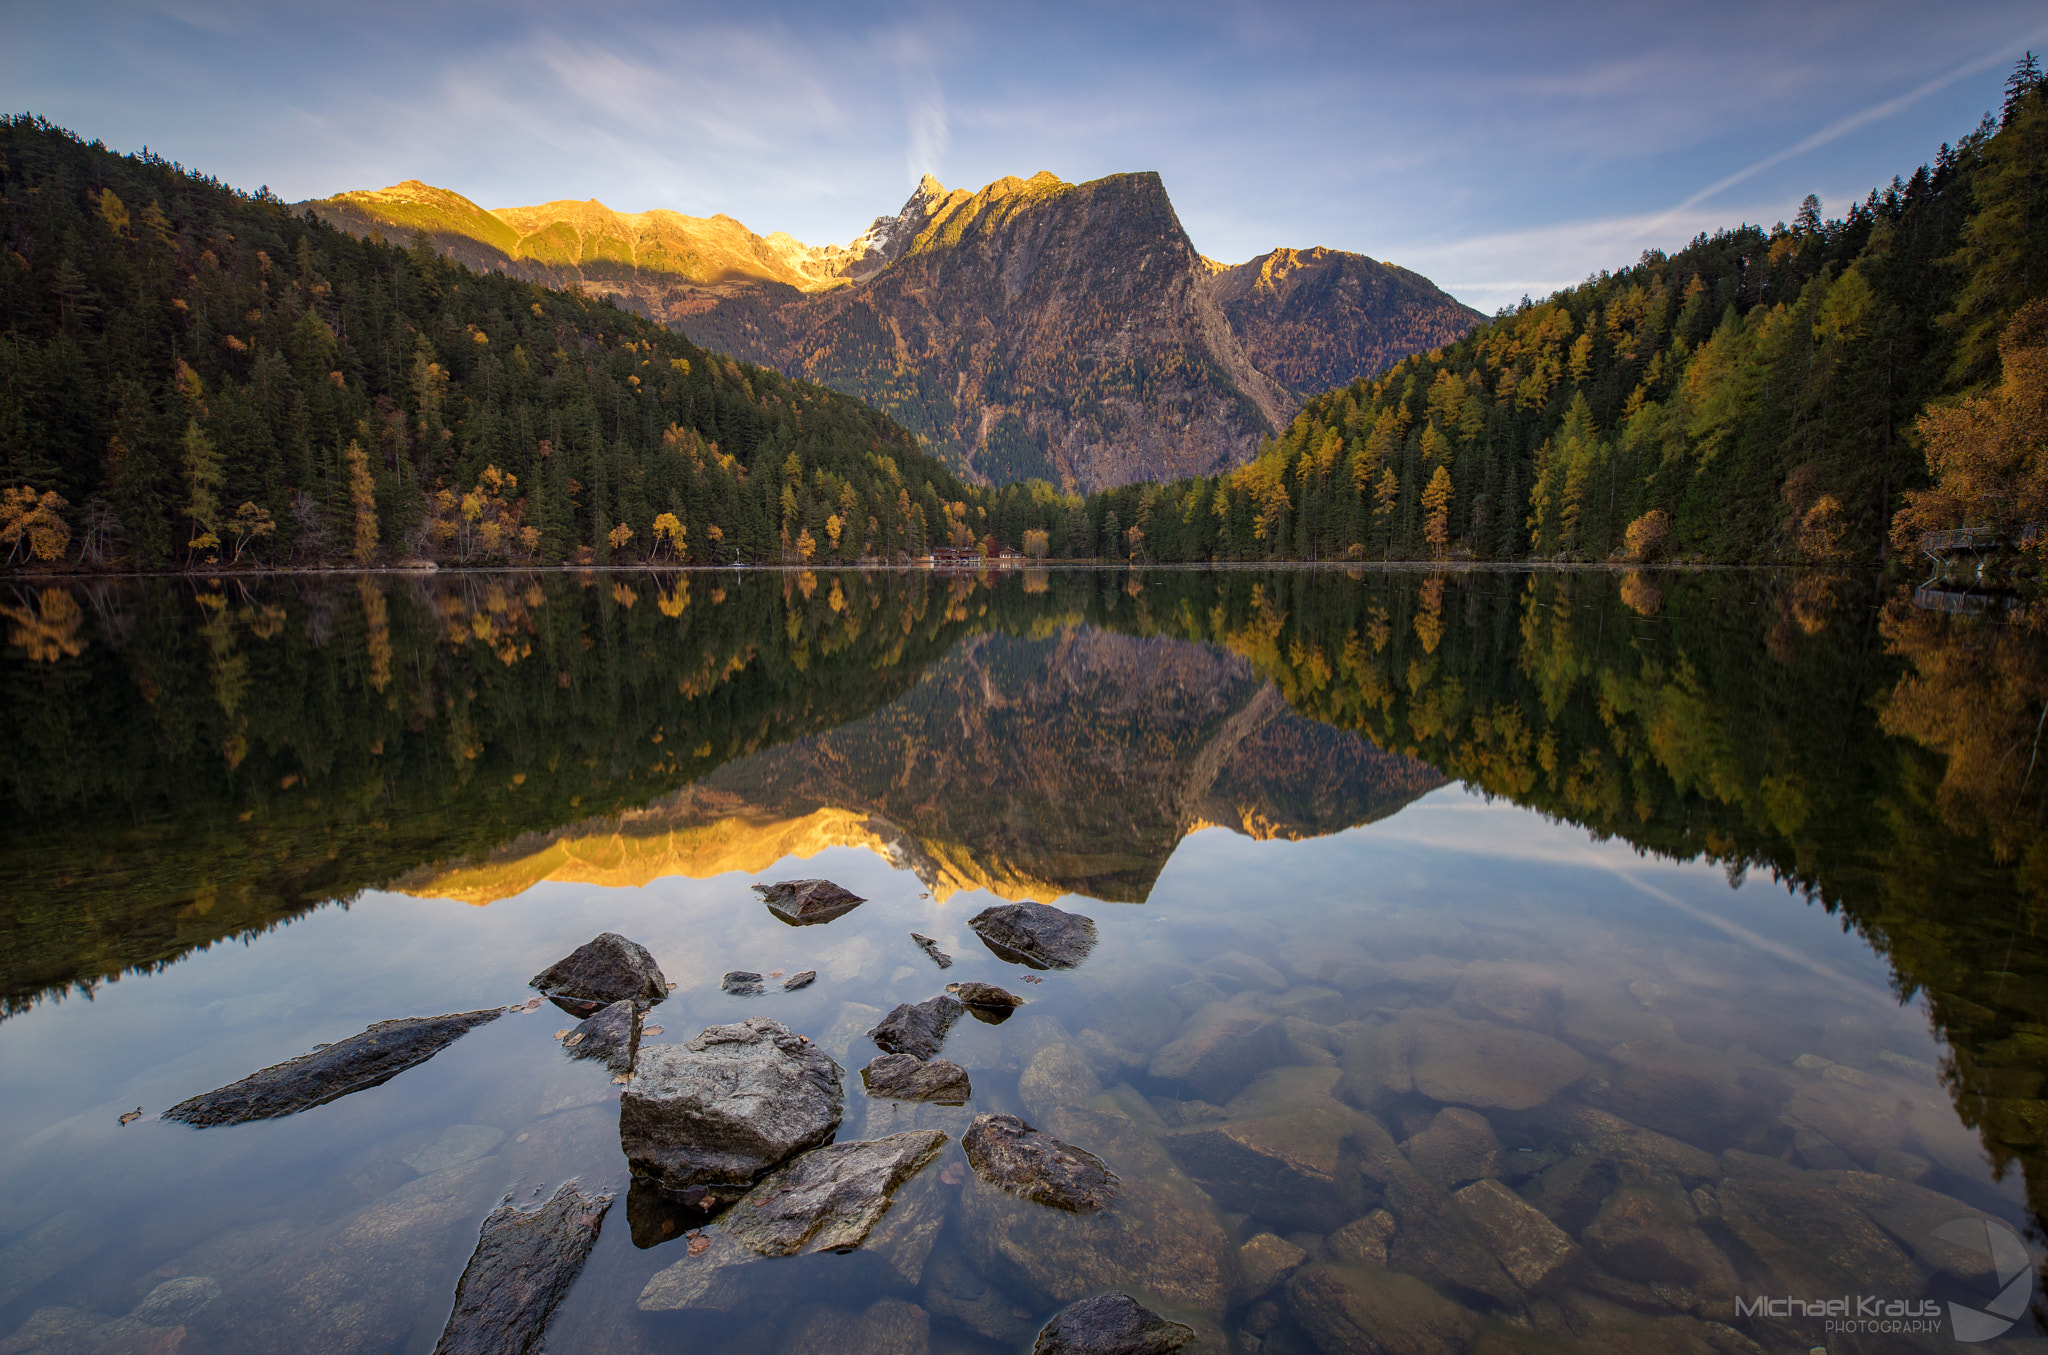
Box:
[2,566,2044,1355]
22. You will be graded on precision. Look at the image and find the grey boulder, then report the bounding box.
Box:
[1032,1292,1195,1354]
[433,1180,613,1355]
[962,1112,1119,1212]
[620,1017,844,1191]
[870,995,965,1059]
[968,902,1097,970]
[530,933,668,1014]
[863,1054,972,1104]
[562,999,638,1074]
[163,1008,505,1126]
[756,878,867,925]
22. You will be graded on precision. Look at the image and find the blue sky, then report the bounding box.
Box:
[9,0,2046,310]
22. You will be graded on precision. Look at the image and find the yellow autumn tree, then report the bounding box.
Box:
[1622,510,1670,562]
[1,487,71,564]
[343,440,379,564]
[1421,465,1454,556]
[651,512,685,561]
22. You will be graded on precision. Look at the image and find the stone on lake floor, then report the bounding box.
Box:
[635,1129,947,1311]
[754,878,867,926]
[402,1124,505,1175]
[967,902,1098,970]
[1019,1042,1102,1122]
[776,1298,931,1355]
[782,970,816,991]
[961,1113,1119,1212]
[1162,1070,1368,1233]
[946,980,1023,1010]
[620,1017,843,1192]
[722,971,765,996]
[1451,1180,1579,1292]
[561,998,638,1073]
[920,1245,1037,1342]
[528,932,668,1014]
[1327,1210,1395,1266]
[911,933,953,968]
[162,1008,505,1126]
[1239,1234,1309,1297]
[863,1054,971,1104]
[1197,951,1288,993]
[130,1276,222,1325]
[1031,1292,1196,1355]
[1148,1004,1288,1103]
[1581,1185,1738,1296]
[1402,1012,1590,1110]
[1714,1174,1924,1299]
[1285,1264,1474,1355]
[1350,1108,1521,1310]
[1529,1104,1720,1183]
[957,1102,1237,1320]
[1401,1107,1503,1189]
[869,995,965,1060]
[432,1179,613,1355]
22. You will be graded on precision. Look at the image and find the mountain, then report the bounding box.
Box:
[397,627,1445,906]
[305,171,1484,492]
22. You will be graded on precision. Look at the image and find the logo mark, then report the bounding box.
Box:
[1935,1217,2033,1343]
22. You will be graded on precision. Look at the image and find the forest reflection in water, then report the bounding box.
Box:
[2,563,2047,1353]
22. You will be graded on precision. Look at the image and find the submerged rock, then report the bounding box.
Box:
[163,1008,505,1126]
[1285,1264,1474,1355]
[620,1017,844,1191]
[947,981,1024,1011]
[433,1179,614,1355]
[755,878,867,926]
[962,1113,1119,1212]
[863,1054,972,1104]
[870,995,965,1059]
[722,971,765,996]
[561,998,638,1074]
[1451,1179,1579,1292]
[625,1177,716,1249]
[636,1129,947,1311]
[912,933,954,968]
[529,932,668,1014]
[968,902,1098,970]
[1032,1292,1195,1355]
[1148,1004,1287,1103]
[1402,1106,1503,1189]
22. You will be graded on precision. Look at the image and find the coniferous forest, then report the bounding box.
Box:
[2,56,2045,571]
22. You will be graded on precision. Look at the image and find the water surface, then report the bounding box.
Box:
[2,567,2044,1354]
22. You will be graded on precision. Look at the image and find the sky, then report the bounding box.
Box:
[8,0,2047,312]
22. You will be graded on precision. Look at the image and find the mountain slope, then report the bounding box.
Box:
[309,171,1483,493]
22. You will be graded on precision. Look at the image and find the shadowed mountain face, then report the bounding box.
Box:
[304,172,1481,491]
[402,627,1445,906]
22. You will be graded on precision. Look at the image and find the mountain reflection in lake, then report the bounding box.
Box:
[2,566,2045,1354]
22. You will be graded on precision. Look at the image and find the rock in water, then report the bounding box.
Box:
[637,1130,948,1311]
[962,1113,1119,1212]
[529,933,668,1014]
[947,981,1024,1011]
[870,995,966,1059]
[620,1017,844,1191]
[433,1180,614,1355]
[912,933,954,968]
[1032,1292,1195,1355]
[863,1054,972,1103]
[755,878,867,926]
[722,971,765,996]
[968,903,1097,970]
[562,999,638,1074]
[163,1008,505,1126]
[783,970,817,991]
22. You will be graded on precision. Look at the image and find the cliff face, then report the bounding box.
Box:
[397,627,1446,906]
[680,171,1297,492]
[1210,247,1484,396]
[305,173,1482,492]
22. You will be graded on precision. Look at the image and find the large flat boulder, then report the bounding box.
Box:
[529,933,668,1014]
[968,902,1098,970]
[1404,1013,1589,1111]
[1148,1004,1287,1103]
[755,878,867,925]
[636,1130,947,1311]
[1284,1264,1474,1355]
[620,1018,843,1193]
[432,1180,613,1355]
[163,1008,505,1126]
[863,1054,971,1104]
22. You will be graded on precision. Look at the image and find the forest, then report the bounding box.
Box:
[2,56,2043,570]
[0,116,1023,570]
[1084,57,2048,566]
